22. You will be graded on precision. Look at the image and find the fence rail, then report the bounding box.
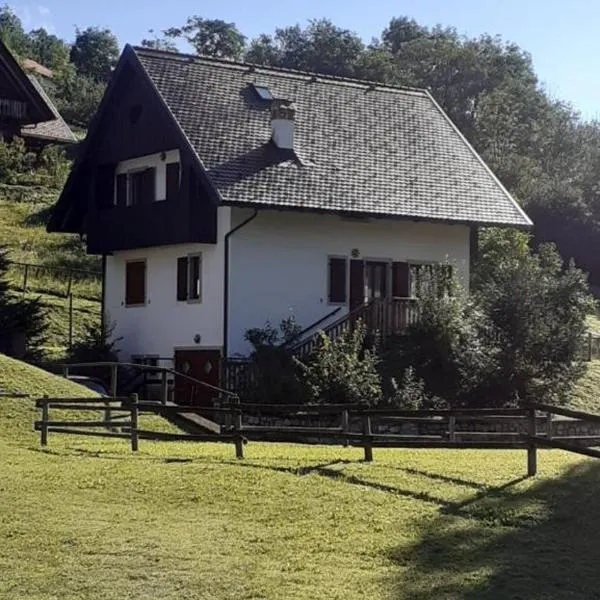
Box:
[34,397,600,476]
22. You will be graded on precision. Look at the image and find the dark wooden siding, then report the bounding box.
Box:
[81,63,217,254]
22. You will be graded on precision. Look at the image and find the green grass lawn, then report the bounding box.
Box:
[2,355,600,599]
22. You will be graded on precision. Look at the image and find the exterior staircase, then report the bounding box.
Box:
[287,297,419,358]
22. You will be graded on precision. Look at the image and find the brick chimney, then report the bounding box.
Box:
[271,99,296,150]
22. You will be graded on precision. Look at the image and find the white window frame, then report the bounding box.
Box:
[115,149,181,205]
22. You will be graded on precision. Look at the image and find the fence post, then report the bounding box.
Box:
[233,397,244,459]
[66,270,73,298]
[341,409,350,447]
[68,293,74,351]
[546,411,553,440]
[362,413,373,462]
[22,263,29,294]
[527,407,537,477]
[41,394,49,447]
[62,365,69,380]
[161,370,168,405]
[130,393,139,452]
[448,415,456,442]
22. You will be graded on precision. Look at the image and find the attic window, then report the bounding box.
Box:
[252,84,273,101]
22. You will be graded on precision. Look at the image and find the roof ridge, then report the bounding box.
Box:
[131,45,428,96]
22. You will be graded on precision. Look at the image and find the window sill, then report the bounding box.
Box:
[125,302,146,308]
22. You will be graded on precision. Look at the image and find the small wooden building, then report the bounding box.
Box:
[0,41,76,148]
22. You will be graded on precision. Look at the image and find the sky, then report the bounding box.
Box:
[12,0,600,119]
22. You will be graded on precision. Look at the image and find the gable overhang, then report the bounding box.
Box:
[47,45,222,234]
[220,200,533,230]
[0,41,54,124]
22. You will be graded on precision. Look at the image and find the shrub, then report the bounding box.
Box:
[242,317,305,404]
[37,145,71,189]
[386,367,446,409]
[298,320,382,406]
[382,266,494,407]
[0,138,35,184]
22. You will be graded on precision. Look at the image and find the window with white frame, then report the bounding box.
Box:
[115,150,181,206]
[176,254,202,302]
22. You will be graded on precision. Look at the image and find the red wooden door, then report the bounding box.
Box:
[174,349,221,405]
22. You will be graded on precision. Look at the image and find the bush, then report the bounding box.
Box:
[0,138,35,184]
[386,367,446,409]
[298,320,382,406]
[382,235,595,408]
[37,145,71,189]
[242,317,306,404]
[382,266,494,407]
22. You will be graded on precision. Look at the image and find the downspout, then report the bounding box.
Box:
[223,209,259,361]
[100,254,107,339]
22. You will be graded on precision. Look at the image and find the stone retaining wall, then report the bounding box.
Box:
[242,413,600,444]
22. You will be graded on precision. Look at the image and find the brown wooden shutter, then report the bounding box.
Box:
[349,260,364,309]
[392,262,410,297]
[142,167,156,203]
[116,173,127,207]
[177,257,188,301]
[328,258,347,303]
[125,261,146,305]
[95,163,116,209]
[166,162,180,201]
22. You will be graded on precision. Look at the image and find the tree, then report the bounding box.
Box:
[0,5,29,56]
[27,28,69,71]
[472,229,595,405]
[246,20,365,78]
[0,248,46,360]
[51,66,106,126]
[70,27,119,82]
[164,17,245,59]
[140,30,178,52]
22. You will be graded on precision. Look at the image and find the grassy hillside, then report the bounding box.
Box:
[1,358,599,599]
[0,182,101,358]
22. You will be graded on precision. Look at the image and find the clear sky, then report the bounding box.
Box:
[12,0,600,119]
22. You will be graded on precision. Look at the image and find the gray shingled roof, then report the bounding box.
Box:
[134,48,531,227]
[20,76,77,144]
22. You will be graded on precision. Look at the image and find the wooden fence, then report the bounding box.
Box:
[34,398,600,476]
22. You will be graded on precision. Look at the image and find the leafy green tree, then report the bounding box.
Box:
[0,248,46,360]
[472,229,595,405]
[27,28,69,71]
[246,20,365,78]
[164,17,245,59]
[0,5,29,56]
[140,30,178,52]
[70,27,119,82]
[51,66,106,126]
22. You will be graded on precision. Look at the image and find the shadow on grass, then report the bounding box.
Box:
[229,460,515,509]
[387,460,600,599]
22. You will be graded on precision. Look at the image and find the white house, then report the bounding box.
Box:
[49,45,532,399]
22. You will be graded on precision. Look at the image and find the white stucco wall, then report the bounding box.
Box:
[105,208,230,360]
[228,209,470,357]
